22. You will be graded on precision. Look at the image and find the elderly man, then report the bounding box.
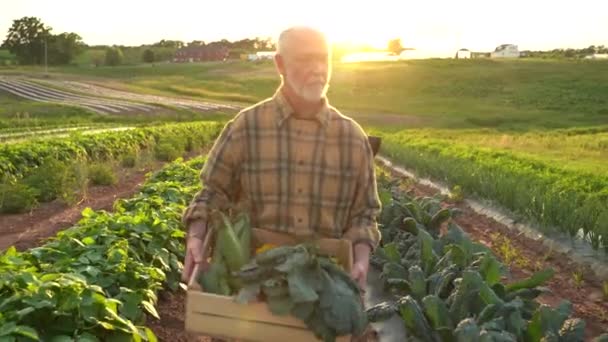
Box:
[181,26,382,292]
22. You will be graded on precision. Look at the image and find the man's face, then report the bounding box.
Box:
[278,32,331,102]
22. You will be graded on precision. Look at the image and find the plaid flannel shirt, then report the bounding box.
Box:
[182,89,382,249]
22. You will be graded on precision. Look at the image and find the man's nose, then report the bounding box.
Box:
[312,62,326,77]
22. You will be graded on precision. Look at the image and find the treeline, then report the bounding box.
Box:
[521,45,608,59]
[1,16,276,66]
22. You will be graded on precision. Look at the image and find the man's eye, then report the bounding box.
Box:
[297,57,313,63]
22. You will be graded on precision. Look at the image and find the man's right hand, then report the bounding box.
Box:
[181,220,209,284]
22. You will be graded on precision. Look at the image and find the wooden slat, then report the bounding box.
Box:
[185,312,352,342]
[187,290,306,327]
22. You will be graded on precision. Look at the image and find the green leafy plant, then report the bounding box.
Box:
[375,130,608,250]
[572,269,585,288]
[154,142,182,162]
[0,154,212,340]
[120,152,138,168]
[22,158,80,203]
[0,182,38,213]
[365,177,583,341]
[449,185,464,203]
[88,163,118,186]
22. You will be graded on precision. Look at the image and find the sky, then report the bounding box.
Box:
[1,0,607,58]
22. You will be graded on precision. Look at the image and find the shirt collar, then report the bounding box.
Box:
[273,88,331,128]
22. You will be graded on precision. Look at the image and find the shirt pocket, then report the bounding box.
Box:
[321,149,358,203]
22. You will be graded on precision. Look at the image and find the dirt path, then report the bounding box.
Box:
[0,165,155,251]
[147,290,211,342]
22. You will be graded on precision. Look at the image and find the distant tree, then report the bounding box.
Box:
[2,17,52,65]
[564,49,575,58]
[142,49,155,63]
[188,40,205,47]
[388,38,405,55]
[46,32,86,65]
[105,47,124,66]
[153,39,184,49]
[89,49,105,67]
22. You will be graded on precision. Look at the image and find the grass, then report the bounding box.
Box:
[0,91,98,123]
[4,58,608,130]
[375,129,608,250]
[380,127,608,176]
[0,49,16,66]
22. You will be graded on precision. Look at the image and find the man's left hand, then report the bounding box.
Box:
[351,259,369,292]
[351,242,372,293]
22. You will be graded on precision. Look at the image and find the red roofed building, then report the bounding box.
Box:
[173,45,229,63]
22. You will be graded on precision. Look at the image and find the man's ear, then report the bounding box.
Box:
[274,54,286,77]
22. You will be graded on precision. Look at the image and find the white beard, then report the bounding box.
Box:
[285,73,328,102]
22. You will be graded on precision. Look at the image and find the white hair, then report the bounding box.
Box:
[276,26,329,56]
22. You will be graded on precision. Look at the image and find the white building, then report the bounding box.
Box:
[491,44,520,58]
[456,49,471,59]
[247,51,275,61]
[584,53,608,59]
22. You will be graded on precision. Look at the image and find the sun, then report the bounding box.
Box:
[324,28,392,51]
[299,3,402,52]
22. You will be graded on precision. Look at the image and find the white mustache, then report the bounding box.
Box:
[307,81,326,86]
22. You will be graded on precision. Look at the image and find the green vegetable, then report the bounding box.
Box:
[428,208,451,232]
[385,278,412,294]
[381,262,408,280]
[215,211,248,273]
[408,265,427,300]
[231,212,251,258]
[435,266,459,299]
[255,245,296,265]
[198,259,231,296]
[558,318,585,341]
[402,217,419,235]
[505,268,555,292]
[405,202,423,222]
[418,229,439,274]
[366,302,396,323]
[422,295,453,330]
[369,167,590,342]
[449,271,484,322]
[0,157,214,340]
[454,318,480,342]
[478,303,502,324]
[234,244,367,342]
[381,242,401,263]
[397,296,435,341]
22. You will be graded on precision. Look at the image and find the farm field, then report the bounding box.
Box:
[1,58,607,340]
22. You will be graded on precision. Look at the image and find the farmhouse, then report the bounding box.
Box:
[491,44,519,58]
[173,45,229,63]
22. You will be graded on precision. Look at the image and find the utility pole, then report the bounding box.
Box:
[44,37,48,76]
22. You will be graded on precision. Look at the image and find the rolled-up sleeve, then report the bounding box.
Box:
[182,118,243,236]
[343,137,382,250]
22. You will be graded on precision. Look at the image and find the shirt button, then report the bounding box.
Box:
[298,160,304,165]
[297,218,303,223]
[297,188,303,194]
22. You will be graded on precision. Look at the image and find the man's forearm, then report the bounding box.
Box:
[353,242,372,265]
[188,219,208,240]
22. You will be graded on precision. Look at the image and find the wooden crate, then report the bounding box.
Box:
[186,228,354,342]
